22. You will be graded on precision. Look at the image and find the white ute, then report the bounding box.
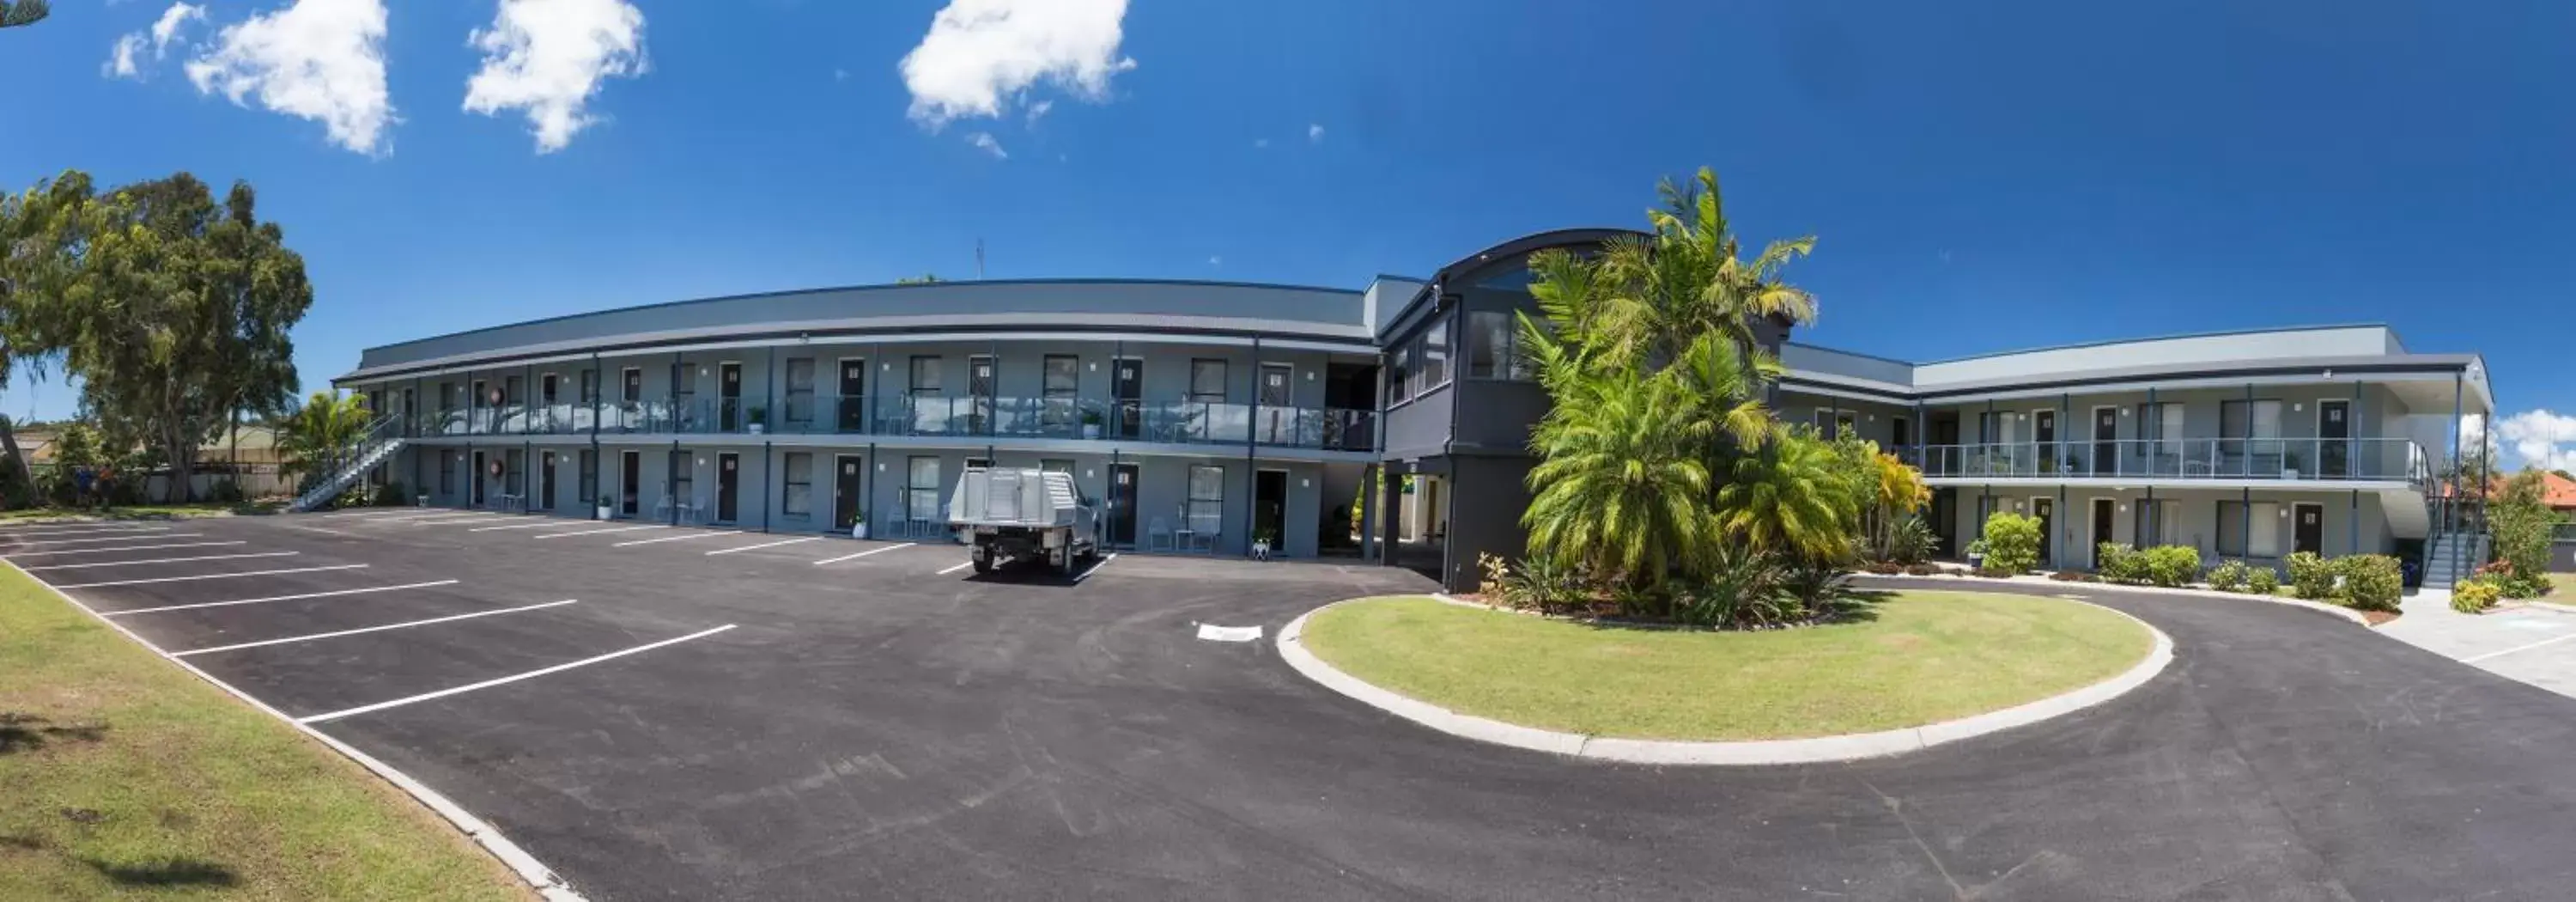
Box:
[948,466,1100,575]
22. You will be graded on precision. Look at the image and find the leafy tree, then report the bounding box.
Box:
[27,172,311,503]
[0,171,100,488]
[0,1,47,30]
[2487,468,2561,597]
[277,390,373,485]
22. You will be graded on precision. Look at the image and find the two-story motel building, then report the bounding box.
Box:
[336,230,2494,591]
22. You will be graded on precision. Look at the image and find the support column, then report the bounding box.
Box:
[667,439,680,527]
[1359,462,1380,561]
[865,441,878,538]
[2349,489,2360,556]
[2144,485,2156,545]
[589,352,604,518]
[761,440,774,534]
[1244,337,1261,558]
[2241,485,2253,564]
[2451,372,2464,582]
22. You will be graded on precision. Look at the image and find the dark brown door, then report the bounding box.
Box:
[1112,360,1143,439]
[1107,463,1139,545]
[838,361,866,433]
[619,451,641,515]
[2033,411,2057,474]
[969,357,995,434]
[2031,497,2054,567]
[539,451,556,509]
[2093,408,2117,477]
[2295,504,2324,556]
[1258,363,1292,444]
[716,453,739,522]
[2091,498,2114,564]
[2319,400,2350,478]
[720,363,743,431]
[834,455,864,529]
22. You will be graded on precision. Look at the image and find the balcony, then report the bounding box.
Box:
[407,395,1378,453]
[1907,437,2429,486]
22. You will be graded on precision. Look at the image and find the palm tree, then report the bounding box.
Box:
[276,390,373,485]
[1715,430,1866,564]
[1521,367,1723,588]
[1537,168,1817,373]
[1,1,49,30]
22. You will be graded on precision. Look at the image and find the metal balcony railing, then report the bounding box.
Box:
[410,394,1380,452]
[1904,437,2430,486]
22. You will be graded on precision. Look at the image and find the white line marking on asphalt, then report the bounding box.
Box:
[706,536,823,556]
[21,551,298,572]
[100,579,459,617]
[2461,631,2576,664]
[9,533,204,547]
[1194,623,1262,642]
[533,525,663,539]
[295,625,738,724]
[0,526,174,539]
[172,600,580,657]
[613,530,741,547]
[320,508,416,517]
[937,561,975,576]
[398,513,509,525]
[52,564,368,590]
[376,512,498,524]
[813,543,914,565]
[1074,552,1120,582]
[6,540,246,558]
[469,521,571,532]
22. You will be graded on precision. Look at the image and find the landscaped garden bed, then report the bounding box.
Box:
[1297,591,2154,742]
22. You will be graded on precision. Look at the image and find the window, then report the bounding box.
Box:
[1892,416,1911,449]
[782,453,813,518]
[1187,465,1225,538]
[1473,265,1534,290]
[1464,310,1535,381]
[907,456,941,522]
[1189,359,1227,403]
[670,451,693,509]
[2218,501,2281,558]
[784,358,816,424]
[579,450,598,507]
[440,453,456,493]
[909,357,942,396]
[1042,355,1078,427]
[504,451,524,496]
[1418,319,1449,392]
[1387,343,1413,404]
[579,369,599,405]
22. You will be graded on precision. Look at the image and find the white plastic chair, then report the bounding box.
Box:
[1146,516,1172,552]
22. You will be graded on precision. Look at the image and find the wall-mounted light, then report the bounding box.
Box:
[2119,504,2129,512]
[883,363,892,371]
[2293,403,2303,412]
[1306,371,1316,381]
[1300,478,1310,488]
[877,462,886,472]
[1089,362,1098,372]
[696,457,707,466]
[2278,508,2290,518]
[700,367,709,376]
[1085,469,1096,478]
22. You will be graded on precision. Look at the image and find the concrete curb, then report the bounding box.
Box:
[1861,572,2379,628]
[1277,594,2174,766]
[3,558,587,901]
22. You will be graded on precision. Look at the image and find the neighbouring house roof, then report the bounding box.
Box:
[2442,471,2576,509]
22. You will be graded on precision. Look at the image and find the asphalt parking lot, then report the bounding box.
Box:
[9,512,2576,901]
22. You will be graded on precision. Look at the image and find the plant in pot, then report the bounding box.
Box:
[1079,407,1103,440]
[747,405,768,436]
[2281,451,2302,480]
[1965,538,1990,570]
[851,510,868,540]
[596,493,617,521]
[1252,526,1278,560]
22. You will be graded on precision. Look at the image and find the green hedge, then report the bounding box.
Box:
[1980,512,2042,576]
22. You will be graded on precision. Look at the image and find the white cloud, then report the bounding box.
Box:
[465,0,649,154]
[2495,410,2576,471]
[1306,123,1323,143]
[104,3,206,81]
[968,131,1007,159]
[185,0,395,155]
[899,0,1136,130]
[1024,98,1053,126]
[1207,255,1222,266]
[1252,137,1268,149]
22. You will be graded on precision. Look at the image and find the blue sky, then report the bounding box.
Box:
[4,0,2573,463]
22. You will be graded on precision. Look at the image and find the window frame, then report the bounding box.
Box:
[1186,464,1225,539]
[781,452,813,518]
[783,358,817,424]
[906,455,942,523]
[1188,358,1229,404]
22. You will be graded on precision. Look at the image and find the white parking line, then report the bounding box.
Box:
[1075,552,1121,582]
[813,543,914,565]
[533,525,663,539]
[171,600,580,658]
[9,533,203,547]
[320,508,416,517]
[295,625,738,725]
[100,579,459,617]
[53,564,368,591]
[395,513,508,525]
[21,551,298,572]
[6,540,246,558]
[2462,631,2576,664]
[705,536,823,556]
[469,521,573,533]
[613,530,741,547]
[0,526,174,539]
[936,561,975,576]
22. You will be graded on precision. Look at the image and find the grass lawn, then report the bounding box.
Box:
[1300,591,2155,742]
[2548,572,2576,598]
[0,567,532,900]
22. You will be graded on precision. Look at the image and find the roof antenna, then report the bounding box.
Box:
[975,238,986,280]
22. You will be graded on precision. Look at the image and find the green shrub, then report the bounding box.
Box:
[2489,470,2561,590]
[2453,580,2502,613]
[2286,552,2336,600]
[2333,554,2403,613]
[2247,566,2280,595]
[377,479,408,507]
[2208,559,2251,593]
[2095,542,2143,583]
[1674,551,1795,629]
[2141,545,2202,588]
[1880,515,1937,566]
[1978,512,2042,576]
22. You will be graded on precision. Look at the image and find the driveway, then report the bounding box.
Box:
[2379,589,2576,698]
[9,514,2576,900]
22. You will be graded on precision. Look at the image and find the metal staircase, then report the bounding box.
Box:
[289,414,404,513]
[2421,531,2488,591]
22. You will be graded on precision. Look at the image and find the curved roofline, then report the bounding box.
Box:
[1911,322,2399,367]
[1425,227,1646,288]
[365,277,1366,355]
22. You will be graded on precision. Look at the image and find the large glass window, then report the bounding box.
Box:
[1187,465,1225,539]
[1042,355,1078,427]
[1188,359,1227,403]
[2218,501,2281,558]
[907,456,942,522]
[784,358,816,424]
[579,450,598,508]
[1387,343,1412,404]
[782,453,812,518]
[1418,320,1449,392]
[1464,310,1532,381]
[908,357,942,395]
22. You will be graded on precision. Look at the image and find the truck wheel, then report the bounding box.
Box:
[971,557,993,575]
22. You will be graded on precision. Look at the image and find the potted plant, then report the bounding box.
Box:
[1252,526,1278,561]
[596,493,616,521]
[1080,408,1103,440]
[747,405,768,436]
[851,510,867,540]
[2282,451,2302,480]
[1965,538,1990,570]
